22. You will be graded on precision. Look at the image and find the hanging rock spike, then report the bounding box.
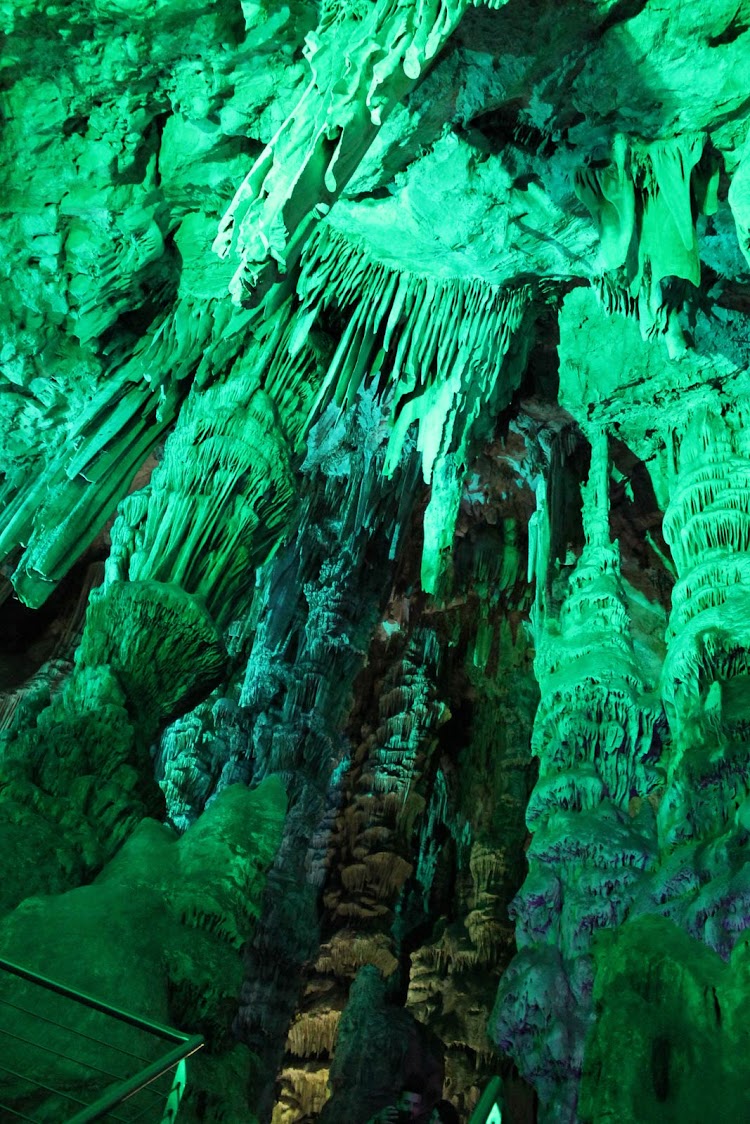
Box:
[214,0,509,303]
[294,223,533,593]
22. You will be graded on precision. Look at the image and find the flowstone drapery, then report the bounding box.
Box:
[5,1,750,1121]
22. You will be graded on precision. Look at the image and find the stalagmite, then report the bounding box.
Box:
[494,430,664,1123]
[656,410,750,917]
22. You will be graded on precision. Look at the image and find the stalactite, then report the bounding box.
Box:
[214,0,509,304]
[297,225,532,458]
[295,222,534,592]
[575,133,710,346]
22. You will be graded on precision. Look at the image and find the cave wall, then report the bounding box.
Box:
[3,0,750,1121]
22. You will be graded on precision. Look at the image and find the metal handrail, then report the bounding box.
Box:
[0,956,203,1123]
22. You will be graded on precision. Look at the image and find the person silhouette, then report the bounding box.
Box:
[368,1079,430,1122]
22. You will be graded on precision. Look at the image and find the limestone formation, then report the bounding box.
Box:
[4,1,750,1122]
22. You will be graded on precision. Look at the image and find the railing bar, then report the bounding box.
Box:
[0,1061,90,1106]
[0,1101,40,1122]
[116,1080,171,1108]
[0,1027,128,1082]
[67,1039,203,1124]
[139,1080,173,1099]
[0,960,189,1043]
[0,998,154,1065]
[0,1063,151,1124]
[123,1088,173,1123]
[119,1049,199,1105]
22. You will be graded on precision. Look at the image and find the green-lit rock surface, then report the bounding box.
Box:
[3,0,750,1121]
[580,915,750,1123]
[0,779,286,1121]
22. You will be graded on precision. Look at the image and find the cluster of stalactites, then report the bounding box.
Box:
[663,410,750,701]
[293,223,532,593]
[295,225,531,476]
[575,133,719,345]
[104,380,296,629]
[0,275,259,611]
[214,0,508,303]
[0,364,171,610]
